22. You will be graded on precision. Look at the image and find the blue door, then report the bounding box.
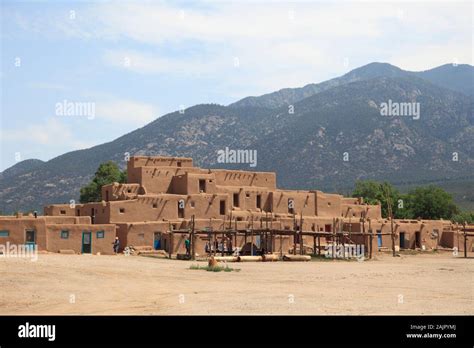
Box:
[82,232,92,254]
[25,230,36,250]
[377,232,382,247]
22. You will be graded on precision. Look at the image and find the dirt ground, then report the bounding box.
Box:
[0,251,472,315]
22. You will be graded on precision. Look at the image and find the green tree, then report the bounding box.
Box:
[405,185,459,220]
[352,180,403,218]
[451,211,474,224]
[80,161,126,203]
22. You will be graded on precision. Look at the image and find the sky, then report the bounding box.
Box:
[0,0,472,171]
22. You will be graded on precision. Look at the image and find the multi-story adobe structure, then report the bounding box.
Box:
[1,156,471,256]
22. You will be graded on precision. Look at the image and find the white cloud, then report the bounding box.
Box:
[91,1,471,96]
[1,118,88,147]
[95,99,157,126]
[102,49,226,76]
[390,43,473,71]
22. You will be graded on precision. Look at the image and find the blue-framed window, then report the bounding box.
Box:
[61,230,69,239]
[0,230,9,237]
[96,230,105,239]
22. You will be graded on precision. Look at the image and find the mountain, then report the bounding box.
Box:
[0,159,45,180]
[1,62,473,213]
[231,62,474,109]
[416,64,474,96]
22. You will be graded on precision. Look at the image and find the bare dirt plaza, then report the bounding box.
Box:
[1,252,472,315]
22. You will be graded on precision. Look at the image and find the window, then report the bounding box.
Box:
[61,230,69,239]
[0,230,10,237]
[246,192,250,198]
[190,201,195,208]
[77,209,80,216]
[152,203,158,208]
[256,195,262,209]
[199,179,206,193]
[119,208,125,213]
[177,161,182,167]
[127,189,131,193]
[60,210,66,215]
[96,231,105,239]
[220,200,226,215]
[233,193,239,207]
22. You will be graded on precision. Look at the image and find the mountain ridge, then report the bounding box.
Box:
[1,62,473,213]
[230,62,474,109]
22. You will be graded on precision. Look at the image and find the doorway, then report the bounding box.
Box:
[154,232,162,250]
[377,230,382,247]
[82,231,92,254]
[399,232,405,249]
[25,230,36,250]
[415,232,421,249]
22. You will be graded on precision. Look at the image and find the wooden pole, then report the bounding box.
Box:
[318,235,321,255]
[280,233,283,258]
[169,232,174,259]
[368,218,372,259]
[191,215,196,260]
[464,222,467,258]
[234,229,237,252]
[384,184,396,257]
[361,216,366,258]
[299,212,304,255]
[251,224,254,256]
[342,218,346,259]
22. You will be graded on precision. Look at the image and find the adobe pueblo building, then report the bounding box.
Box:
[1,156,472,257]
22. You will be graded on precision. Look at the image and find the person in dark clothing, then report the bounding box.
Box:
[185,236,191,255]
[113,237,120,254]
[228,238,233,255]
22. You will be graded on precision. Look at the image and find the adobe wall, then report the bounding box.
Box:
[211,170,276,189]
[129,166,204,194]
[127,156,193,171]
[341,203,381,219]
[315,191,343,217]
[0,217,47,250]
[44,204,84,216]
[171,172,217,195]
[271,190,316,216]
[439,231,473,251]
[46,223,116,254]
[102,183,141,201]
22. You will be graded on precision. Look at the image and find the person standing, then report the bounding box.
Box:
[228,238,233,255]
[113,237,120,254]
[185,236,191,256]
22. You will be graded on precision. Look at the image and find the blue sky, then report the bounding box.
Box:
[0,0,472,171]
